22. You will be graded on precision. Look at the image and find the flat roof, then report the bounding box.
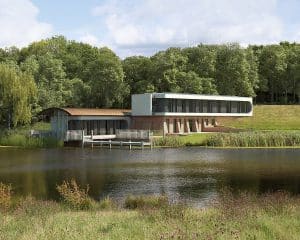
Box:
[152,93,252,101]
[40,107,131,116]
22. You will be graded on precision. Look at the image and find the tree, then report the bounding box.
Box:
[0,63,36,128]
[86,47,129,108]
[150,48,188,92]
[259,45,287,103]
[34,53,71,110]
[122,56,154,107]
[215,44,255,97]
[183,44,216,78]
[285,45,300,103]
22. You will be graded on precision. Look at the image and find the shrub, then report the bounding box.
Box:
[99,196,116,210]
[125,195,169,210]
[0,182,12,210]
[56,179,94,210]
[153,136,185,147]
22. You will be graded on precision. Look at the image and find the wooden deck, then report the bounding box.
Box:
[81,130,152,150]
[83,139,152,150]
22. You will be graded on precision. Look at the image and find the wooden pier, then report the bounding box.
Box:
[75,129,153,150]
[83,139,152,150]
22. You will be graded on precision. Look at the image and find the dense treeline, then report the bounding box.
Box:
[0,36,299,127]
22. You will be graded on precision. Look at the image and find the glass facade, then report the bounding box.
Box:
[68,120,127,135]
[152,98,252,114]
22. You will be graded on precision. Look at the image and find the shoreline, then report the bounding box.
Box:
[1,144,300,150]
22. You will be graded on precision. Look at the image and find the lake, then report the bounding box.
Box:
[0,147,300,206]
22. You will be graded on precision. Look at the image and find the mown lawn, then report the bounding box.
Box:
[221,105,300,130]
[179,133,212,146]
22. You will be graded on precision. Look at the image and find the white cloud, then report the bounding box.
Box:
[92,0,285,56]
[79,33,100,46]
[0,0,52,48]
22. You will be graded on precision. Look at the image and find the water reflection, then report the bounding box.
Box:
[0,147,300,206]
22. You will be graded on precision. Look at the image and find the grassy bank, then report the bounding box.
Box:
[1,181,300,239]
[222,105,300,130]
[154,105,300,148]
[0,122,62,148]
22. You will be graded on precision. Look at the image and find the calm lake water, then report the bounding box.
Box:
[0,147,300,206]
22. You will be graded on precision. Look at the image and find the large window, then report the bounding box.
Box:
[68,120,127,135]
[152,98,252,114]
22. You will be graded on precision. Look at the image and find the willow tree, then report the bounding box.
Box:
[0,63,37,128]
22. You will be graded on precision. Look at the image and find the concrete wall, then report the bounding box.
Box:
[131,116,206,134]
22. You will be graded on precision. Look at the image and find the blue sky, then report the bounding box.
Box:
[1,0,300,57]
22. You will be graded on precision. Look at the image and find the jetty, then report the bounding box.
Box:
[66,129,153,150]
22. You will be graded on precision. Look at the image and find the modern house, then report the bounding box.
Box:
[40,93,253,142]
[131,93,252,134]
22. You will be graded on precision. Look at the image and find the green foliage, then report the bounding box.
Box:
[99,196,116,210]
[0,63,37,127]
[259,45,288,102]
[1,36,300,132]
[153,136,185,147]
[86,47,129,108]
[205,131,300,147]
[0,134,63,148]
[56,179,95,210]
[124,195,169,210]
[215,44,256,96]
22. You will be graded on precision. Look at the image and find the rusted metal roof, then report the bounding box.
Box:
[40,107,131,116]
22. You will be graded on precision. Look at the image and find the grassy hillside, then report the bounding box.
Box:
[222,105,300,130]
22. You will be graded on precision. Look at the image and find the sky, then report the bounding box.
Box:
[0,0,300,58]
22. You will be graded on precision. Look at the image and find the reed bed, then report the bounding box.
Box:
[152,136,185,147]
[0,133,63,148]
[205,131,300,147]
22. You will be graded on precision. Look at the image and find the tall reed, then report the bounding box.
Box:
[0,133,63,148]
[153,136,185,147]
[205,131,300,147]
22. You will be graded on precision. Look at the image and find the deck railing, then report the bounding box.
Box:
[65,130,83,141]
[64,129,152,142]
[116,129,152,140]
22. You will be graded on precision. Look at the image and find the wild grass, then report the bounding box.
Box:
[0,182,12,210]
[0,133,63,148]
[124,195,169,209]
[179,133,212,146]
[1,181,300,239]
[153,136,185,147]
[222,105,300,130]
[0,122,62,148]
[205,131,300,147]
